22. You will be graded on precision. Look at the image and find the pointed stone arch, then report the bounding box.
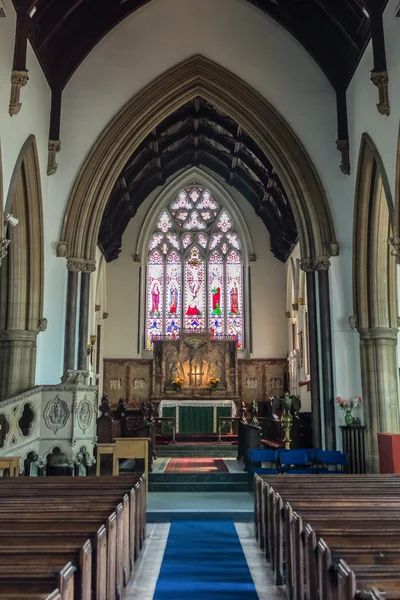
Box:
[59,55,336,264]
[0,135,44,398]
[352,133,399,472]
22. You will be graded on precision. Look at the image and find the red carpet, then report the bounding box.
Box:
[165,458,229,473]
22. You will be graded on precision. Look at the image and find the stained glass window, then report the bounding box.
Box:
[146,185,244,349]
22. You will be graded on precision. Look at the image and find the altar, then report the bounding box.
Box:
[159,399,236,434]
[151,330,239,434]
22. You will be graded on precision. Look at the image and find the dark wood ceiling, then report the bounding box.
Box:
[98,98,298,263]
[18,0,387,92]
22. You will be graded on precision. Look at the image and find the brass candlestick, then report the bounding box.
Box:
[281,412,293,450]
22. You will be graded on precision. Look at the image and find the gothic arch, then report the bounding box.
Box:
[352,133,399,472]
[60,55,336,264]
[0,135,44,398]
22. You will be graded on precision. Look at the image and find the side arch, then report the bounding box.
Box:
[0,135,44,398]
[352,133,399,472]
[60,55,336,263]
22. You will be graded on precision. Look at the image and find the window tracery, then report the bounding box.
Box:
[146,185,244,349]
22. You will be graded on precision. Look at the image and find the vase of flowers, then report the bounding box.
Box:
[171,377,184,392]
[336,396,362,425]
[208,377,220,391]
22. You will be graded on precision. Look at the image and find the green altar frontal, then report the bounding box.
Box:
[159,400,236,434]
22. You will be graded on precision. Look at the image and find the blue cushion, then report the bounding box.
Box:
[316,450,348,465]
[279,450,308,466]
[248,449,278,464]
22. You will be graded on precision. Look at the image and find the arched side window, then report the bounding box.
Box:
[146,185,243,349]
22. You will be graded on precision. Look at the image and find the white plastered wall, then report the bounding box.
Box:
[104,171,288,360]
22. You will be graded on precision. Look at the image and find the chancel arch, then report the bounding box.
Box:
[58,55,339,449]
[60,56,336,264]
[0,135,44,398]
[353,133,400,472]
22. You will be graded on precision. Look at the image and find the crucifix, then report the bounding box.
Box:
[189,362,203,388]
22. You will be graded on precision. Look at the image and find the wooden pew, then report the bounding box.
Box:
[254,474,400,600]
[0,475,146,600]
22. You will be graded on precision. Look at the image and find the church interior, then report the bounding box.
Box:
[1,0,400,598]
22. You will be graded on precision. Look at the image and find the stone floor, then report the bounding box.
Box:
[126,522,284,600]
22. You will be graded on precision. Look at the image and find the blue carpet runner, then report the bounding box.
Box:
[153,520,259,599]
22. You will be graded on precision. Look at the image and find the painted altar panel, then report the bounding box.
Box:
[103,359,152,408]
[238,359,287,402]
[152,331,238,398]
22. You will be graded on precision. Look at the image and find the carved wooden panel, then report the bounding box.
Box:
[103,359,152,408]
[238,359,287,403]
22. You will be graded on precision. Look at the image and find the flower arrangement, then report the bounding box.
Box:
[171,377,184,391]
[336,396,362,425]
[208,377,220,390]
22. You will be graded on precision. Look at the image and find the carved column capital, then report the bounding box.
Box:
[67,258,96,273]
[370,71,390,116]
[0,239,11,267]
[336,139,350,175]
[56,241,68,257]
[300,257,331,272]
[348,315,358,331]
[47,140,61,176]
[9,70,29,116]
[37,317,48,333]
[388,237,400,263]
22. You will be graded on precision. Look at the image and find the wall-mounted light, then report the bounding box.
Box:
[5,213,19,227]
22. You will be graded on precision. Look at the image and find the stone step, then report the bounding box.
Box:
[147,509,253,522]
[156,444,238,458]
[149,472,247,482]
[148,481,248,492]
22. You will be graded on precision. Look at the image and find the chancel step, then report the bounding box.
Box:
[149,472,248,492]
[155,443,238,458]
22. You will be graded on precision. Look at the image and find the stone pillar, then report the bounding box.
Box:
[358,327,400,472]
[300,260,322,449]
[64,258,96,379]
[77,272,91,370]
[305,267,322,448]
[0,330,38,397]
[317,259,336,451]
[64,261,79,373]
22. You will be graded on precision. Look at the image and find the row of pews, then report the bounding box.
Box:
[0,475,146,600]
[254,474,400,600]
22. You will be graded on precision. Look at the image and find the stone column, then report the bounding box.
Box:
[0,330,38,397]
[77,269,93,370]
[64,258,96,381]
[300,260,322,449]
[64,261,79,373]
[317,259,336,451]
[358,327,400,472]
